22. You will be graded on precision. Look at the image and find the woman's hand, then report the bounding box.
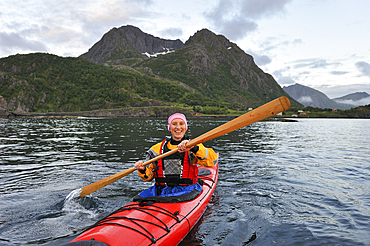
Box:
[178,140,193,153]
[134,160,145,170]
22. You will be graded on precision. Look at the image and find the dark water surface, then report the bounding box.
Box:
[0,117,369,245]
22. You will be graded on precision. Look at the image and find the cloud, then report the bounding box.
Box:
[0,0,155,57]
[158,27,183,38]
[272,70,296,85]
[218,19,258,40]
[291,58,333,69]
[331,71,349,75]
[258,38,302,52]
[245,37,302,67]
[272,70,283,77]
[292,38,303,45]
[246,49,272,66]
[289,58,342,70]
[354,97,370,106]
[240,0,293,19]
[278,76,296,85]
[204,0,293,40]
[204,1,257,40]
[335,97,370,106]
[355,61,370,77]
[133,0,154,4]
[78,1,152,36]
[0,32,48,54]
[298,96,313,104]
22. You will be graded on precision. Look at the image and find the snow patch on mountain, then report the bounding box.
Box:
[142,47,175,58]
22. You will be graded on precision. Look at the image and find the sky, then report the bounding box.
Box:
[1,0,370,99]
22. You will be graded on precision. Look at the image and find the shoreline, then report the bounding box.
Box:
[1,106,369,120]
[2,112,368,121]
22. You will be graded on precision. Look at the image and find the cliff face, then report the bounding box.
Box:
[0,95,7,116]
[80,25,184,64]
[0,72,36,114]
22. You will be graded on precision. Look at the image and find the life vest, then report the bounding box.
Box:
[154,138,199,187]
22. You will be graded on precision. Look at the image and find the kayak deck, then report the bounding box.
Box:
[68,158,219,246]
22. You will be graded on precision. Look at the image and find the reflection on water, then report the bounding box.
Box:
[0,118,369,245]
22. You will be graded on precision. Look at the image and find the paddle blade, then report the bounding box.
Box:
[80,167,136,197]
[188,96,291,147]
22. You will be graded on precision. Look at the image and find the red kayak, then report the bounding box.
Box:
[67,157,219,246]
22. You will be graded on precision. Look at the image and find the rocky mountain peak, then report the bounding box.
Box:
[186,29,218,45]
[79,25,300,108]
[80,25,184,64]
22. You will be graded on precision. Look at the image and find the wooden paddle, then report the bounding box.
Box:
[79,96,291,197]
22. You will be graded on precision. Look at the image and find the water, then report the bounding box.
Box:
[0,117,369,245]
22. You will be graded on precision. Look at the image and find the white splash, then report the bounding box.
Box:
[62,189,97,218]
[65,188,82,203]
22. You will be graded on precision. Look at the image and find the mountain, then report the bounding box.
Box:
[283,83,353,109]
[0,26,302,116]
[133,29,287,107]
[82,27,300,108]
[80,25,184,64]
[332,92,370,107]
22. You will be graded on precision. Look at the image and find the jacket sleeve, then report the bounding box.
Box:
[137,144,161,182]
[191,143,218,167]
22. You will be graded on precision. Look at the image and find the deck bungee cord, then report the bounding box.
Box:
[84,204,181,243]
[76,168,217,245]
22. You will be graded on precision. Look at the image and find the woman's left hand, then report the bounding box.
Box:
[178,140,193,153]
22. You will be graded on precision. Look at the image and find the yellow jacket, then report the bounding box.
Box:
[138,138,218,182]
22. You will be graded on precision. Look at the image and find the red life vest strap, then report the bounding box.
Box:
[154,138,198,187]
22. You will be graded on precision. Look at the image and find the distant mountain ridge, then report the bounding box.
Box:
[334,92,369,101]
[333,92,370,107]
[283,83,360,109]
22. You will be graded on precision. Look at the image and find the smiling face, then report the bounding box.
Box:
[169,118,187,141]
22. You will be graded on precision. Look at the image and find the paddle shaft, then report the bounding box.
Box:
[79,96,291,197]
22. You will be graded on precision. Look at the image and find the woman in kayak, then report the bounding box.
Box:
[134,113,218,197]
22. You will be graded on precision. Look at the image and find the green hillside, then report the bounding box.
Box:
[0,53,206,113]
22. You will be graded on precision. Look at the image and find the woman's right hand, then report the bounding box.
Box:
[134,160,145,170]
